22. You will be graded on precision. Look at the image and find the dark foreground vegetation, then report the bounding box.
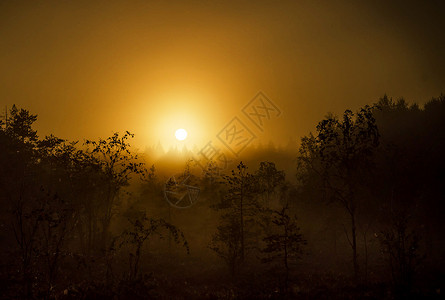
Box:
[1,95,444,299]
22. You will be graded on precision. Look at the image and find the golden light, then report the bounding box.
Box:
[175,128,188,141]
[140,90,219,151]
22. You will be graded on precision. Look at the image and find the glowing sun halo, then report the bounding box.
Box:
[175,128,188,141]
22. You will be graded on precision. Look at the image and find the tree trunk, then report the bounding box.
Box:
[240,187,244,262]
[351,212,359,281]
[284,228,289,295]
[133,244,141,280]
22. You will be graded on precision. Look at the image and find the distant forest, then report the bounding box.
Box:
[0,95,444,299]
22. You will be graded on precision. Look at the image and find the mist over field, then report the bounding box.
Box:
[1,1,445,299]
[1,96,444,299]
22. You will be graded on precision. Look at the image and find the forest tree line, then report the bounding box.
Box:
[0,95,444,299]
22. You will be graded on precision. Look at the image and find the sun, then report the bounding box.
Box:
[175,128,188,141]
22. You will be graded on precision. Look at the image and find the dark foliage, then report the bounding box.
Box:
[0,96,444,299]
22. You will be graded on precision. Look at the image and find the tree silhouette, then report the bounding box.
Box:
[5,104,38,143]
[119,212,189,280]
[378,212,421,297]
[0,105,40,297]
[34,190,76,298]
[255,161,285,207]
[262,203,306,294]
[209,212,243,277]
[298,106,379,280]
[85,131,144,249]
[210,162,259,275]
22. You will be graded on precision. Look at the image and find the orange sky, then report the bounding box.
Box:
[1,0,444,151]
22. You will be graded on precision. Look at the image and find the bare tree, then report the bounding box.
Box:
[119,212,189,280]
